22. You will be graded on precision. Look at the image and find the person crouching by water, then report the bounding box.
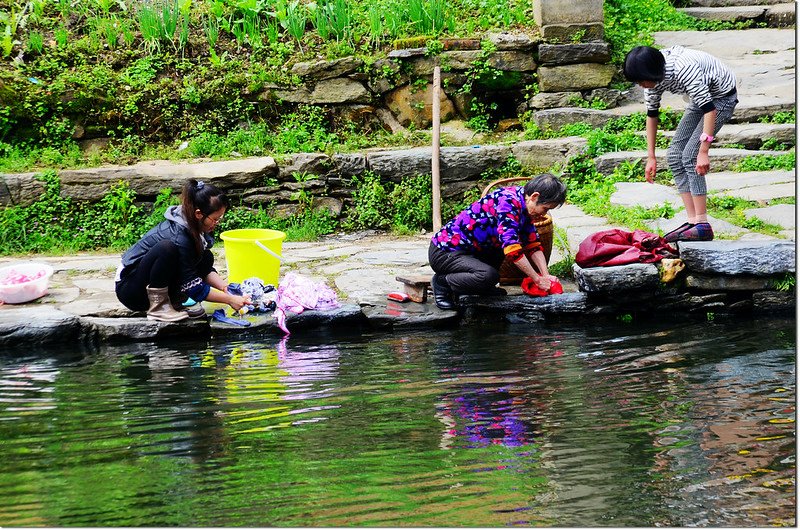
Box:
[428,173,567,310]
[115,179,251,322]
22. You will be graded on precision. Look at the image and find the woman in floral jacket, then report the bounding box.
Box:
[428,173,566,310]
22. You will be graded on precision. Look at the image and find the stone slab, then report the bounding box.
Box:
[361,301,460,329]
[610,182,682,209]
[685,273,774,291]
[690,0,786,6]
[460,291,589,314]
[678,240,795,275]
[721,182,796,202]
[753,291,795,313]
[595,148,785,175]
[706,170,795,192]
[743,203,796,230]
[678,6,767,21]
[0,306,81,346]
[572,263,661,293]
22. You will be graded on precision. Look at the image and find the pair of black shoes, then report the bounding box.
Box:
[432,275,507,311]
[432,274,456,310]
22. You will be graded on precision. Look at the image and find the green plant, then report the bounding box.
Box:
[79,181,146,249]
[344,172,391,230]
[604,0,722,64]
[407,0,452,35]
[424,38,443,56]
[273,0,307,46]
[761,138,789,151]
[137,0,188,53]
[769,273,796,292]
[570,28,586,43]
[466,99,496,133]
[54,25,69,47]
[759,111,795,124]
[366,4,383,49]
[706,195,783,235]
[389,174,432,232]
[735,152,795,172]
[547,255,574,280]
[1,2,31,58]
[562,153,679,232]
[26,30,44,53]
[569,95,609,110]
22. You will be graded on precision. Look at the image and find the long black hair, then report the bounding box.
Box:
[181,179,230,254]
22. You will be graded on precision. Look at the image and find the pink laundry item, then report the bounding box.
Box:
[0,269,46,285]
[274,272,341,335]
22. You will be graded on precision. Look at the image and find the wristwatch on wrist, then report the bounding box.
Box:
[699,132,715,143]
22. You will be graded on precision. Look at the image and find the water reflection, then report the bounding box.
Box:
[0,317,794,526]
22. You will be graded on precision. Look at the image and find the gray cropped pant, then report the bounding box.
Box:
[667,91,738,196]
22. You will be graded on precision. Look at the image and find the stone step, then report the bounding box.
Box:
[744,203,795,233]
[610,99,795,126]
[706,169,795,195]
[678,3,795,27]
[690,0,788,6]
[659,123,795,150]
[594,148,788,175]
[610,171,796,209]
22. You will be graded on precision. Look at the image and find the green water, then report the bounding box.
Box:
[0,316,795,526]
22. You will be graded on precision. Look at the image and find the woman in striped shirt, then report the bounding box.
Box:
[623,45,738,242]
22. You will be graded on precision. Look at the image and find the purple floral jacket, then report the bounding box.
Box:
[431,186,540,260]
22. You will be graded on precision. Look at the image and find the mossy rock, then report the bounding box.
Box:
[392,36,434,50]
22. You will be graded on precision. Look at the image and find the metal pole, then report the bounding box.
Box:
[431,64,442,232]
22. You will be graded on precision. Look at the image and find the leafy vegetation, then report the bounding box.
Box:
[759,111,795,124]
[344,172,436,233]
[734,152,795,172]
[706,195,783,235]
[563,155,677,232]
[769,273,796,292]
[0,171,338,255]
[0,171,165,254]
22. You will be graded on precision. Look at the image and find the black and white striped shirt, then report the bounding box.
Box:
[644,45,737,117]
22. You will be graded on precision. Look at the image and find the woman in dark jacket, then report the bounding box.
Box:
[115,179,250,322]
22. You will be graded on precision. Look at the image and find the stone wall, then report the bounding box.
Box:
[0,139,589,218]
[278,30,618,132]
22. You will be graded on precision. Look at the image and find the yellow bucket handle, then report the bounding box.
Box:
[254,240,285,263]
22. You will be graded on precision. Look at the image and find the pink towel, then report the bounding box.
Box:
[275,272,341,335]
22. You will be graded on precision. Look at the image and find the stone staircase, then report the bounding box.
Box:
[678,0,795,27]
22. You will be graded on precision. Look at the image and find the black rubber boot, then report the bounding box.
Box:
[432,274,456,310]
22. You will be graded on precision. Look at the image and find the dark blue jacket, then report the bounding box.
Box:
[119,206,216,301]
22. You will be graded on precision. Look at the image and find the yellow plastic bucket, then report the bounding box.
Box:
[220,229,287,285]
